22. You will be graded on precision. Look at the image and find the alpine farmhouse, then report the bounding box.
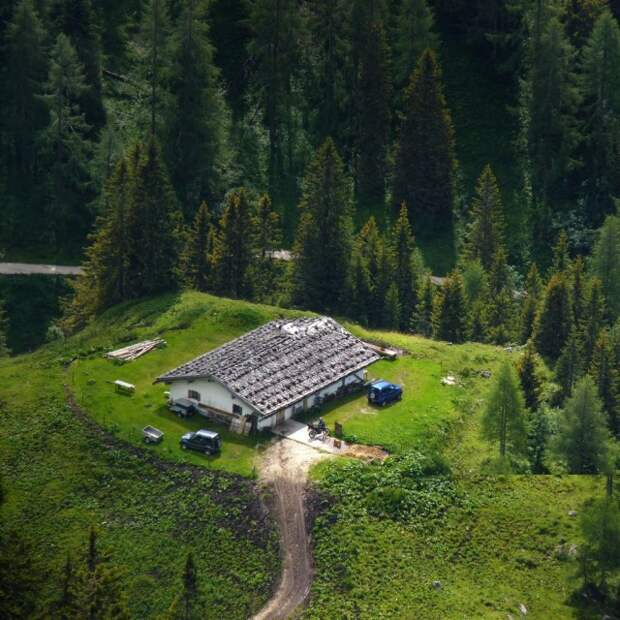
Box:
[155,317,380,433]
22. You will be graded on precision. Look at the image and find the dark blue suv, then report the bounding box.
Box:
[368,380,403,406]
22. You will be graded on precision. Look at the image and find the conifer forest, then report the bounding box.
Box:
[1,1,620,619]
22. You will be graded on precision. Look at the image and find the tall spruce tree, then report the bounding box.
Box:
[580,8,620,222]
[393,0,439,91]
[128,137,181,296]
[464,165,506,271]
[355,217,386,326]
[557,375,610,473]
[211,188,254,299]
[139,0,172,136]
[51,0,106,132]
[165,0,231,218]
[482,359,527,461]
[412,275,434,336]
[2,0,48,224]
[390,204,421,330]
[292,139,353,313]
[520,262,543,342]
[41,33,94,250]
[517,340,544,411]
[485,248,516,344]
[534,273,573,359]
[305,0,349,144]
[393,49,457,231]
[520,12,581,206]
[249,194,282,302]
[181,202,214,292]
[590,211,620,319]
[579,498,620,591]
[246,0,303,209]
[432,271,468,343]
[357,20,391,208]
[590,330,620,437]
[349,241,372,326]
[580,277,607,367]
[555,327,583,403]
[0,302,10,358]
[571,255,588,329]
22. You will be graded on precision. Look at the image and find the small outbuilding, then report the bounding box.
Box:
[155,317,380,433]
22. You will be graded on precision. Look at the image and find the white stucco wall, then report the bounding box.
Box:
[169,378,250,417]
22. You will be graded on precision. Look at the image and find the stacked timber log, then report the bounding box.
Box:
[106,339,166,362]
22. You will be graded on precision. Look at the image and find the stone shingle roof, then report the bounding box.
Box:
[156,317,379,417]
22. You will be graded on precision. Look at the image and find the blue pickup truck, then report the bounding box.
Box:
[368,380,403,406]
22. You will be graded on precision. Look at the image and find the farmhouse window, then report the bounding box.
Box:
[232,404,243,415]
[188,390,201,401]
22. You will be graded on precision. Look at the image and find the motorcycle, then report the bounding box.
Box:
[308,419,329,441]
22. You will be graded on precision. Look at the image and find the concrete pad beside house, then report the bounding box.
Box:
[272,419,348,455]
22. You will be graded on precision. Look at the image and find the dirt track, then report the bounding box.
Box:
[252,439,329,620]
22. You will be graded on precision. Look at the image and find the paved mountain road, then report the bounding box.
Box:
[0,262,83,276]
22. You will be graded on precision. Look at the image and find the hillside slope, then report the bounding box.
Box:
[0,292,606,618]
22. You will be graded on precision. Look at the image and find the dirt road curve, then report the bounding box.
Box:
[253,439,329,620]
[0,262,83,276]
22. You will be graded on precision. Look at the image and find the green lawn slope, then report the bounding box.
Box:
[0,291,605,618]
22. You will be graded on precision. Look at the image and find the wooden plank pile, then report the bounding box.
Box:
[106,338,166,363]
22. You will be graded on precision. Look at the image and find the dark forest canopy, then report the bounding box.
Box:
[1,0,620,258]
[2,0,620,361]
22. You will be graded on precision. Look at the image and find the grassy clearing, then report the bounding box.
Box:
[0,304,280,617]
[67,292,311,476]
[304,327,605,619]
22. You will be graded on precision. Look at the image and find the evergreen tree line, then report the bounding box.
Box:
[4,0,620,261]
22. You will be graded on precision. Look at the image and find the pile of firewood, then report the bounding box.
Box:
[106,338,166,363]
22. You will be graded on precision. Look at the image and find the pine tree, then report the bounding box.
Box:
[517,340,544,411]
[52,0,106,132]
[534,273,573,359]
[580,8,620,221]
[484,248,516,344]
[305,0,349,143]
[211,188,254,299]
[590,330,620,437]
[0,302,10,358]
[3,0,48,207]
[557,376,610,473]
[520,12,581,205]
[357,20,391,208]
[590,211,620,320]
[432,271,468,343]
[464,165,506,271]
[129,137,181,296]
[580,277,607,367]
[247,0,303,209]
[383,282,401,330]
[412,275,434,336]
[249,194,282,302]
[165,0,231,218]
[393,0,439,91]
[349,243,372,326]
[41,33,94,250]
[571,255,587,329]
[356,217,386,326]
[527,407,551,474]
[390,204,421,330]
[292,139,353,313]
[579,498,620,590]
[393,49,457,231]
[139,0,172,136]
[482,359,527,461]
[551,230,571,275]
[181,202,213,292]
[520,262,543,342]
[555,327,583,403]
